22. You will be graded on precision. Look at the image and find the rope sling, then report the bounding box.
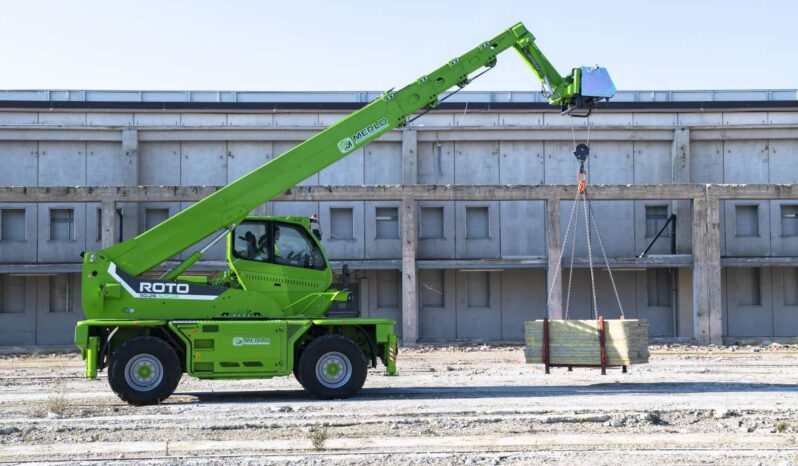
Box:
[545,116,625,321]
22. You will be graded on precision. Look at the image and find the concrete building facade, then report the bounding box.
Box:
[0,89,796,346]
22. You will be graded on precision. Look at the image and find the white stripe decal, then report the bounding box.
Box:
[107,263,219,301]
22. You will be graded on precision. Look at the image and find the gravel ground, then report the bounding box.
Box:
[1,344,798,465]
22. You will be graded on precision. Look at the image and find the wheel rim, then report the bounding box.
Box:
[315,351,352,389]
[124,354,164,392]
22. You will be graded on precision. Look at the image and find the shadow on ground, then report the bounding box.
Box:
[177,382,798,404]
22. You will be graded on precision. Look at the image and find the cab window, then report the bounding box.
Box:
[273,222,326,270]
[233,222,270,262]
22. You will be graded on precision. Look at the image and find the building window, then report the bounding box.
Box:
[145,208,169,231]
[96,207,123,242]
[375,207,399,239]
[646,269,671,307]
[330,208,354,240]
[49,208,74,241]
[421,270,444,308]
[784,267,798,306]
[419,207,444,239]
[0,275,25,313]
[645,205,669,237]
[737,267,761,306]
[376,270,400,308]
[0,209,26,241]
[50,274,74,313]
[735,205,759,237]
[781,205,798,237]
[465,206,489,239]
[466,272,490,308]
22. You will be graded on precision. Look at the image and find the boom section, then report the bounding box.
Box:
[101,22,579,276]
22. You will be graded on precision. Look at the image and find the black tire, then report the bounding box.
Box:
[108,336,182,406]
[293,355,304,387]
[297,335,367,399]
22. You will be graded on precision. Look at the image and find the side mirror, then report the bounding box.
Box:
[341,264,350,291]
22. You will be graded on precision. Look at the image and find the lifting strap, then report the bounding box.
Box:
[546,117,625,321]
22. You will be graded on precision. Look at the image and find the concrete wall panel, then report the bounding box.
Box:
[364,142,401,185]
[35,274,83,345]
[365,201,401,259]
[180,113,227,127]
[227,142,272,182]
[499,113,542,126]
[418,141,455,184]
[140,142,181,185]
[0,112,37,124]
[455,271,501,340]
[561,200,635,257]
[227,114,274,126]
[366,270,402,338]
[501,269,547,341]
[633,141,672,183]
[455,201,500,259]
[38,142,86,186]
[724,201,771,256]
[588,142,633,184]
[419,269,456,340]
[87,142,127,186]
[319,201,364,260]
[499,141,544,184]
[417,201,455,259]
[768,140,798,184]
[500,201,545,257]
[274,114,318,126]
[453,142,499,184]
[545,141,587,184]
[37,203,86,262]
[0,275,37,345]
[772,267,798,337]
[0,203,37,262]
[319,148,364,186]
[134,113,180,126]
[86,113,133,126]
[690,141,724,183]
[180,142,228,186]
[725,267,773,337]
[723,141,769,183]
[38,112,86,125]
[0,142,37,186]
[454,112,498,126]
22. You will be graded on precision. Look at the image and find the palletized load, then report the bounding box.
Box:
[524,318,649,369]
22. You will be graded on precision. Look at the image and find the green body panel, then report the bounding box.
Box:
[75,318,396,380]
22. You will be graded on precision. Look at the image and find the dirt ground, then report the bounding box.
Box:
[1,344,798,465]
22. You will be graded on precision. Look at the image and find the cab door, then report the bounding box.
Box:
[230,220,332,309]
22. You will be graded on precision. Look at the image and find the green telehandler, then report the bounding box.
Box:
[74,22,615,405]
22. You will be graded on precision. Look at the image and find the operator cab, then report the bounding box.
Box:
[232,218,326,270]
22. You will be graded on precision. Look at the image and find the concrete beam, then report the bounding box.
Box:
[401,129,417,184]
[400,197,418,346]
[3,184,796,205]
[545,198,563,319]
[0,184,711,203]
[0,128,121,142]
[705,196,723,345]
[417,128,674,142]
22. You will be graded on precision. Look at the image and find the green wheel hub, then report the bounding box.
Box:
[315,351,352,389]
[124,353,164,392]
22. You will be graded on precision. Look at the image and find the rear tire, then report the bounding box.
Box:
[297,335,367,399]
[108,336,182,406]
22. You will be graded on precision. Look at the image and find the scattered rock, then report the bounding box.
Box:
[607,419,624,428]
[46,411,62,419]
[713,408,735,419]
[541,414,610,424]
[0,426,19,435]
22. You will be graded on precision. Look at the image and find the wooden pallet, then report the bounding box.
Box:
[524,317,649,374]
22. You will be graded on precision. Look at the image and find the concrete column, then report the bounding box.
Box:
[545,197,563,319]
[692,191,723,344]
[672,128,691,253]
[121,129,139,240]
[706,193,723,344]
[400,197,418,345]
[100,200,117,249]
[692,194,709,343]
[401,129,417,184]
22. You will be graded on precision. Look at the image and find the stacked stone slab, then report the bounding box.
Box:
[524,319,650,366]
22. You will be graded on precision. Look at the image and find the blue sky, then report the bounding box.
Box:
[0,0,795,91]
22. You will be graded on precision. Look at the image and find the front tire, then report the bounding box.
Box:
[297,335,367,399]
[108,336,182,406]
